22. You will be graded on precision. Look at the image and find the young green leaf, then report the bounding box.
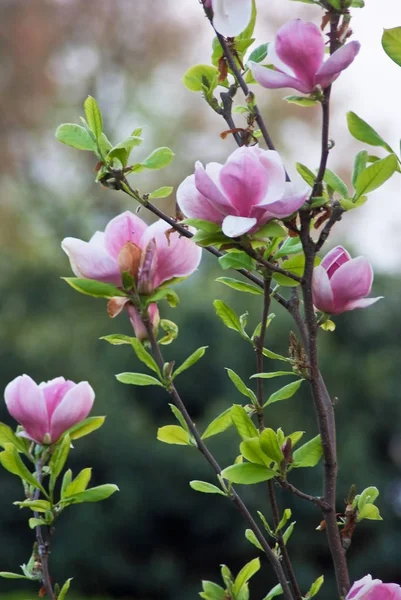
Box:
[190,480,226,496]
[66,416,105,440]
[262,348,291,362]
[0,444,46,494]
[247,43,268,64]
[250,371,297,379]
[259,429,283,464]
[58,578,73,600]
[275,236,303,258]
[0,422,28,453]
[29,518,47,529]
[141,147,175,170]
[149,186,174,199]
[382,27,401,67]
[61,484,119,504]
[182,64,219,92]
[180,218,221,233]
[264,379,303,407]
[307,575,324,598]
[14,499,51,513]
[50,434,71,489]
[282,521,296,544]
[169,404,189,432]
[63,277,126,299]
[284,95,318,107]
[55,124,97,152]
[84,96,103,141]
[352,150,369,187]
[64,468,92,497]
[216,277,263,295]
[292,435,323,467]
[218,250,255,271]
[61,469,73,499]
[100,334,135,345]
[275,508,292,533]
[273,255,305,287]
[240,438,272,467]
[0,572,34,580]
[116,372,164,387]
[157,425,191,445]
[131,338,161,375]
[354,154,398,199]
[202,408,233,440]
[231,405,258,439]
[262,583,284,600]
[347,112,393,153]
[159,319,179,345]
[226,369,257,404]
[213,300,242,333]
[173,346,208,379]
[357,486,379,510]
[245,529,263,551]
[324,169,349,197]
[357,503,383,521]
[233,558,260,595]
[221,462,276,484]
[296,163,316,187]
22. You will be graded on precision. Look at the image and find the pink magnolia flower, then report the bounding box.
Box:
[312,246,382,315]
[210,0,252,38]
[4,375,95,445]
[249,19,360,94]
[346,575,401,599]
[177,146,308,238]
[62,212,201,339]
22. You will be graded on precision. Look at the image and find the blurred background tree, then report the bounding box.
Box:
[1,1,401,599]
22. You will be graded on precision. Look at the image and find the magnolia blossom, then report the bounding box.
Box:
[249,19,360,94]
[346,575,401,599]
[312,246,382,315]
[62,212,202,339]
[4,375,94,445]
[209,0,252,38]
[177,146,308,238]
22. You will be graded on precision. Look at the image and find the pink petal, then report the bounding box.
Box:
[50,382,95,443]
[275,20,325,91]
[176,174,223,223]
[219,147,270,215]
[316,41,361,89]
[127,303,160,341]
[312,265,335,313]
[4,375,49,444]
[266,41,296,77]
[330,257,374,312]
[321,245,352,275]
[343,297,383,311]
[253,182,308,220]
[140,220,202,288]
[249,148,286,202]
[222,215,257,237]
[212,0,252,37]
[61,237,121,285]
[39,377,76,420]
[195,162,235,214]
[104,211,148,259]
[249,61,312,94]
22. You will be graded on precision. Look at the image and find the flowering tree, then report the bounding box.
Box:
[1,0,401,599]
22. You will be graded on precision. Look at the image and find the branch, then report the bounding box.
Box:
[34,460,55,600]
[278,479,330,511]
[141,314,294,600]
[315,203,344,252]
[243,245,304,284]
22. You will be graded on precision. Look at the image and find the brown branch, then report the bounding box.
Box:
[243,245,304,284]
[278,479,330,511]
[34,460,54,600]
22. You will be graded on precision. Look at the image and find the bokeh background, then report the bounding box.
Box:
[1,0,401,598]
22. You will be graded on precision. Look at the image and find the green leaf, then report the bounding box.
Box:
[180,218,221,233]
[58,578,73,600]
[253,222,287,239]
[108,136,143,167]
[0,572,33,580]
[250,371,297,379]
[218,250,255,271]
[275,237,302,259]
[259,429,283,464]
[357,503,383,521]
[201,581,226,600]
[240,438,272,467]
[347,111,393,152]
[0,422,28,453]
[221,463,276,484]
[324,169,349,197]
[131,338,161,375]
[357,486,379,510]
[263,583,284,600]
[62,484,119,504]
[64,468,92,497]
[226,369,257,404]
[55,123,97,152]
[352,150,368,187]
[273,255,305,287]
[141,147,175,170]
[169,404,189,432]
[231,405,258,440]
[192,230,230,247]
[284,95,318,107]
[296,163,316,187]
[29,517,47,529]
[282,521,296,544]
[233,558,260,595]
[293,435,323,467]
[66,416,105,440]
[50,434,71,489]
[190,480,225,496]
[354,154,398,200]
[307,575,324,598]
[159,319,179,345]
[63,277,126,299]
[146,287,179,307]
[84,96,103,141]
[14,499,51,513]
[202,408,233,440]
[382,27,401,67]
[157,425,191,445]
[247,43,268,64]
[262,348,291,362]
[213,300,242,333]
[173,346,208,379]
[0,444,46,494]
[216,277,263,295]
[182,64,219,92]
[61,469,72,499]
[101,334,135,345]
[116,372,164,387]
[276,508,292,533]
[245,529,263,551]
[264,379,303,407]
[149,186,174,199]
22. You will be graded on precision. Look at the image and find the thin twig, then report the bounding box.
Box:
[278,479,330,511]
[34,460,54,600]
[243,245,304,284]
[141,314,294,600]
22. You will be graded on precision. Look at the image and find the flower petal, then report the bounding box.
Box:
[4,375,49,444]
[253,182,308,220]
[222,215,257,237]
[61,237,121,285]
[195,162,235,214]
[127,303,160,341]
[50,382,95,443]
[312,265,335,313]
[321,245,352,275]
[140,220,202,288]
[250,148,286,203]
[249,61,311,93]
[212,0,252,38]
[104,211,148,259]
[275,20,325,91]
[176,174,223,223]
[39,377,76,420]
[343,297,383,311]
[316,41,361,89]
[330,256,374,312]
